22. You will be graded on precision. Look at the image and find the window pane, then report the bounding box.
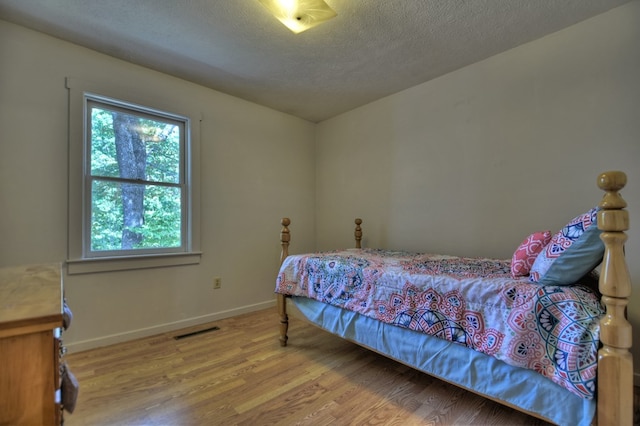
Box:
[91,180,182,252]
[90,105,181,184]
[90,179,123,251]
[90,108,118,178]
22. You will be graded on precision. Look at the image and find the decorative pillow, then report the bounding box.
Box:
[510,231,552,277]
[529,207,604,285]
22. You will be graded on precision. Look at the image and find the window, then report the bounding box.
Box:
[67,78,201,274]
[86,97,186,256]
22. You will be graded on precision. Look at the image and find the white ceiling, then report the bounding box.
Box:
[0,0,631,122]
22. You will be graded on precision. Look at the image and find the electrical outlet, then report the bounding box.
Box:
[213,277,222,289]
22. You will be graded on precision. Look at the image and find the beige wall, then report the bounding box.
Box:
[0,20,316,351]
[316,2,640,374]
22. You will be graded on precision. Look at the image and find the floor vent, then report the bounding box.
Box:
[174,326,220,340]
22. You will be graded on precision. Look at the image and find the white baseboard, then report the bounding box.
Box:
[65,299,276,353]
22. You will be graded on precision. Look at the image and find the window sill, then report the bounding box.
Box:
[66,252,202,275]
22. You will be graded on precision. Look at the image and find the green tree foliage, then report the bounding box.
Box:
[90,105,182,252]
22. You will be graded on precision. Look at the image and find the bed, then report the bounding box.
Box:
[274,171,633,426]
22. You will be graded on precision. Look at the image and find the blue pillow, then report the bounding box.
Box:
[529,207,604,286]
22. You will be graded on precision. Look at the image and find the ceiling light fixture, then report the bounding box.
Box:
[259,0,337,34]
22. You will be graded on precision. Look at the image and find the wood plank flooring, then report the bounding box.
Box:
[64,308,555,425]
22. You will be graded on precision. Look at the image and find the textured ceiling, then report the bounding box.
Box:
[0,0,631,122]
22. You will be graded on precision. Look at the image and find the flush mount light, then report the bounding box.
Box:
[259,0,337,34]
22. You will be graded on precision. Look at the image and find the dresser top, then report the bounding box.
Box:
[0,263,63,331]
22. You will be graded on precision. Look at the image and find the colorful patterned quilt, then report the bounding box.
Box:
[276,248,604,399]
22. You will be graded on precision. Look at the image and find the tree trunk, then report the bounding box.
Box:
[112,113,146,249]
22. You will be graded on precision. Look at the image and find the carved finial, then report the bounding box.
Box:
[280,218,290,264]
[598,171,627,210]
[354,218,362,249]
[280,218,290,243]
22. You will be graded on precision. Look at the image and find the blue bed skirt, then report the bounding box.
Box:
[291,296,594,426]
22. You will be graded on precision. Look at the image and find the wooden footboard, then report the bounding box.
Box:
[596,171,633,426]
[276,171,633,425]
[277,217,362,347]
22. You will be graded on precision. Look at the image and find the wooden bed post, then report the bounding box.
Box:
[596,171,633,426]
[278,218,290,347]
[355,218,362,249]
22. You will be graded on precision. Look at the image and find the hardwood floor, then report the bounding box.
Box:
[64,308,554,425]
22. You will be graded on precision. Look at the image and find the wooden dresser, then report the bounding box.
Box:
[0,264,64,426]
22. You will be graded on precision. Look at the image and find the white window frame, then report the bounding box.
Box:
[66,77,201,274]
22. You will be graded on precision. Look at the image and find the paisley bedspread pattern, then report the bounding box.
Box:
[276,248,603,399]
